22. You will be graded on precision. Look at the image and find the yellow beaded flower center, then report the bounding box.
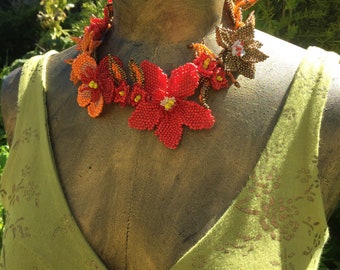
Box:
[134,94,142,103]
[216,75,223,81]
[160,96,176,111]
[89,80,98,89]
[203,58,211,69]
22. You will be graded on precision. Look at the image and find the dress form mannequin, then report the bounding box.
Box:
[1,0,339,269]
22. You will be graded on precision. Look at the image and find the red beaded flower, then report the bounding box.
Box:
[113,81,130,107]
[87,2,112,41]
[193,52,217,77]
[193,52,229,90]
[129,85,148,107]
[210,67,229,90]
[128,61,215,149]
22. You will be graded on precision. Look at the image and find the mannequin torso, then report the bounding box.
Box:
[1,1,340,269]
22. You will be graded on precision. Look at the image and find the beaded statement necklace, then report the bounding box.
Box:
[67,0,268,149]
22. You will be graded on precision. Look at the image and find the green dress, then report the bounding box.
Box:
[0,47,339,269]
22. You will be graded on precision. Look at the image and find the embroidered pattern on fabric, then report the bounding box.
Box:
[51,214,76,240]
[270,247,296,269]
[20,128,40,144]
[236,165,301,242]
[4,164,41,209]
[260,197,299,241]
[7,165,31,206]
[4,213,31,240]
[11,126,41,151]
[302,217,323,257]
[23,181,40,208]
[215,233,262,255]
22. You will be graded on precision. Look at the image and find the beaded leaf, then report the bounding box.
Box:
[72,30,102,56]
[129,59,145,86]
[109,56,126,83]
[190,43,216,58]
[225,0,258,29]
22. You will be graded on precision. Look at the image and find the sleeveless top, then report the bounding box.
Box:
[0,47,339,269]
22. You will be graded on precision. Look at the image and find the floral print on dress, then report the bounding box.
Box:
[260,197,300,241]
[51,214,76,240]
[23,181,41,208]
[5,164,41,208]
[4,214,31,240]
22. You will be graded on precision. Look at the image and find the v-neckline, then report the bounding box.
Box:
[42,50,300,269]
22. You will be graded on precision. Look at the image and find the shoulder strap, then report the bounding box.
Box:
[171,47,339,270]
[1,51,107,269]
[14,51,56,142]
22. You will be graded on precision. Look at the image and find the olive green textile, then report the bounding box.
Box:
[0,51,106,269]
[0,47,338,269]
[172,47,339,269]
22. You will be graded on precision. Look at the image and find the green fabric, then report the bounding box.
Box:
[0,51,106,269]
[172,47,339,270]
[0,46,338,269]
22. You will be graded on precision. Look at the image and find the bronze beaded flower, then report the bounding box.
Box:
[216,12,268,79]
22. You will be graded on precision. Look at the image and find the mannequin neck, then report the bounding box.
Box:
[96,0,229,73]
[112,0,224,44]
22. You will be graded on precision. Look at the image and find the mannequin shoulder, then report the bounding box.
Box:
[322,55,340,136]
[1,66,21,146]
[255,30,340,133]
[0,47,78,146]
[254,30,305,82]
[319,58,340,217]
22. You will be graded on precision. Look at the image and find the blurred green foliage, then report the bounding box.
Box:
[37,0,75,50]
[0,0,339,267]
[0,0,41,69]
[0,0,107,74]
[252,0,340,53]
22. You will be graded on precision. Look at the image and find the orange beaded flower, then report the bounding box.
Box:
[77,56,115,117]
